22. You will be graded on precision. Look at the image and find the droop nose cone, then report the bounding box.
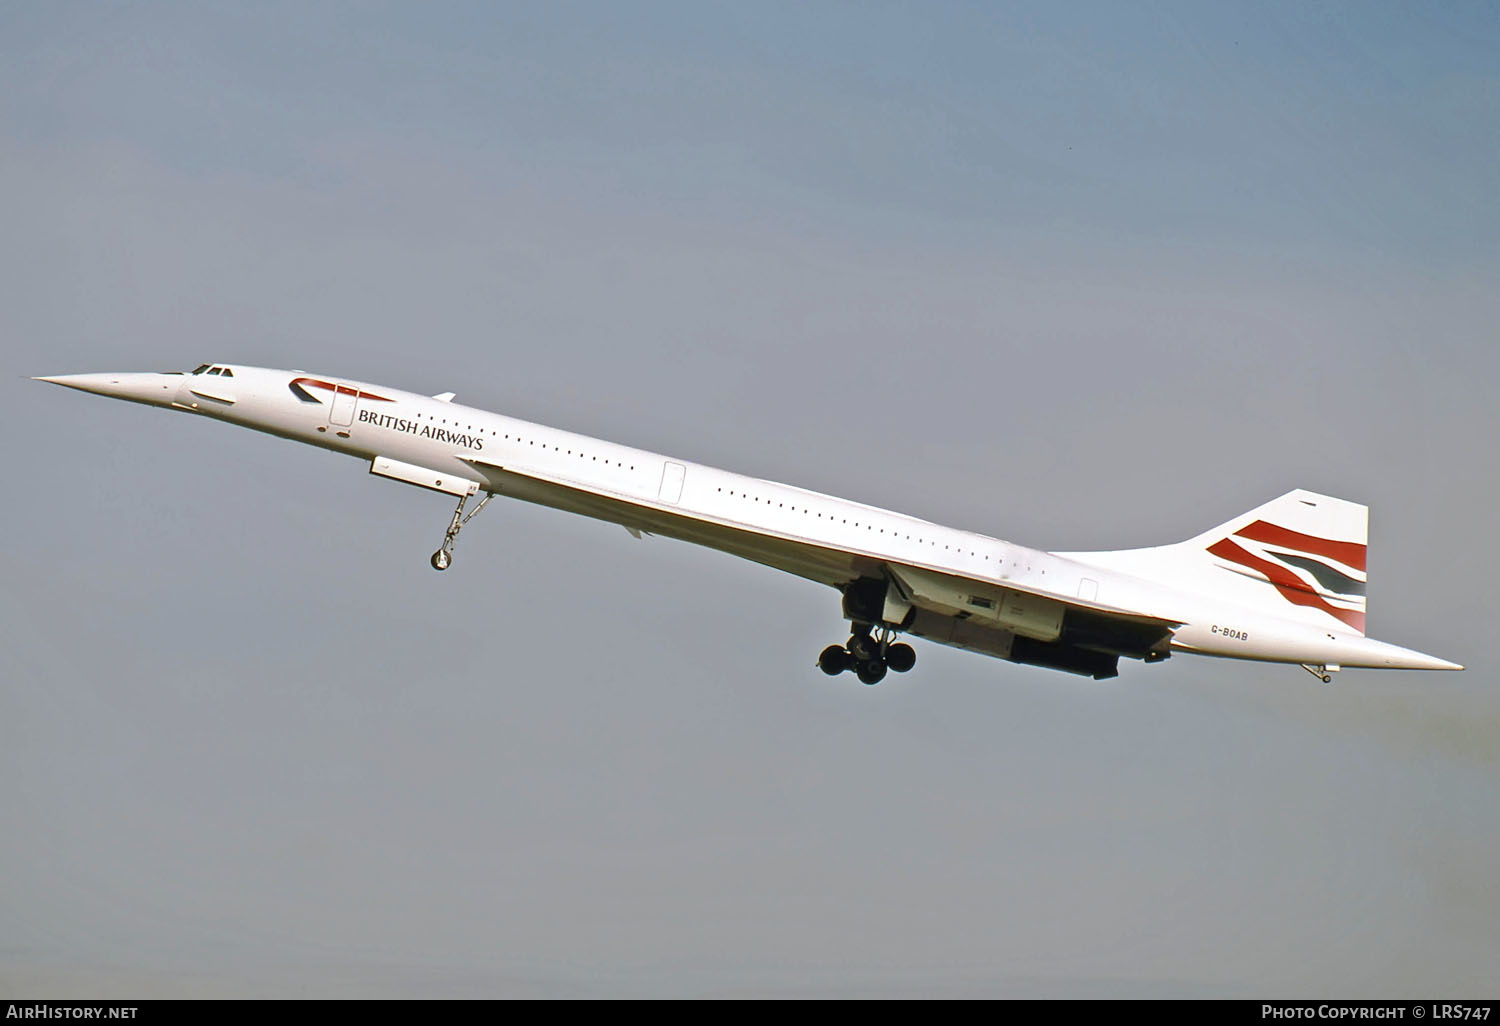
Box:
[33,372,181,407]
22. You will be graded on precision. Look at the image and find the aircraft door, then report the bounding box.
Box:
[659,462,686,504]
[329,384,360,427]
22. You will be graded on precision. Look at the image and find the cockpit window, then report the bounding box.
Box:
[220,367,233,377]
[208,367,221,375]
[193,364,211,375]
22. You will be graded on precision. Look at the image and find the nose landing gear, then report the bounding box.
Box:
[430,489,493,571]
[817,626,916,685]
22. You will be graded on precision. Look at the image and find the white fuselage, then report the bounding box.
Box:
[40,365,1460,675]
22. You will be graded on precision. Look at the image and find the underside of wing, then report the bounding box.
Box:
[877,563,1178,679]
[461,456,1178,678]
[459,456,874,587]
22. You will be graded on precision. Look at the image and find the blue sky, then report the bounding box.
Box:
[3,1,1497,997]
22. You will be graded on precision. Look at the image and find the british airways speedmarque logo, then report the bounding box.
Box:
[287,376,394,404]
[289,376,484,450]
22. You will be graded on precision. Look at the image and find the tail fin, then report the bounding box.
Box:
[1061,489,1369,636]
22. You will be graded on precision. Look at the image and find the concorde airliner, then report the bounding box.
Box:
[36,364,1461,684]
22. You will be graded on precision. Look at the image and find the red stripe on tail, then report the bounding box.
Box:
[1207,538,1366,633]
[1234,520,1366,572]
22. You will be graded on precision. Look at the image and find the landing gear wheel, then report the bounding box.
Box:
[847,633,878,663]
[430,490,493,573]
[818,645,852,676]
[886,643,916,673]
[856,660,888,686]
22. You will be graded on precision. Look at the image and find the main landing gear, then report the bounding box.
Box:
[430,490,494,571]
[819,625,916,686]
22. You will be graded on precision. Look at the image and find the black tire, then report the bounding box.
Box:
[431,550,451,571]
[886,643,916,673]
[818,645,852,676]
[856,660,887,686]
